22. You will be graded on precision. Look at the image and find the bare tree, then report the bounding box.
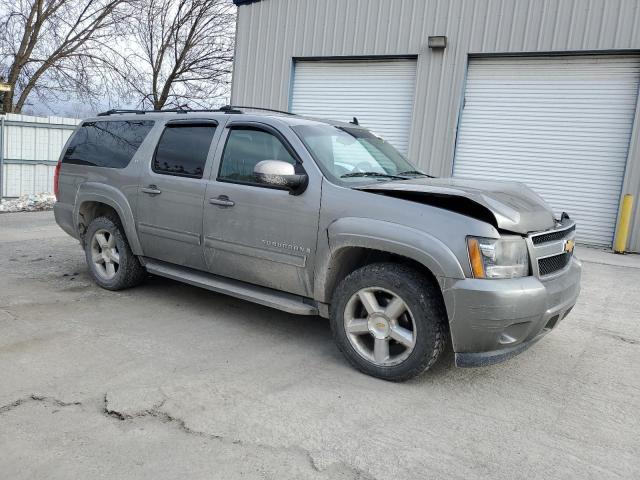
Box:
[0,0,134,113]
[124,0,235,110]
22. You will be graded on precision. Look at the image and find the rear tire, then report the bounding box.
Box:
[330,263,447,382]
[84,216,146,290]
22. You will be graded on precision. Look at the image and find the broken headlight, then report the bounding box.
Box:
[466,236,530,279]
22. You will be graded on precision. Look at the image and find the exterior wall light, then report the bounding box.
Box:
[428,36,447,49]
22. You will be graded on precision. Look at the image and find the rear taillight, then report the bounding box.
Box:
[53,159,62,200]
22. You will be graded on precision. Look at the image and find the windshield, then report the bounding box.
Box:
[291,124,424,185]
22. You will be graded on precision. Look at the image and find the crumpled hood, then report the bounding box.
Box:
[355,177,557,234]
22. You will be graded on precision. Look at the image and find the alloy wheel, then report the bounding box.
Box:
[90,229,120,280]
[343,287,417,366]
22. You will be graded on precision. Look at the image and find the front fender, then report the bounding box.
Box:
[314,217,466,302]
[74,182,143,255]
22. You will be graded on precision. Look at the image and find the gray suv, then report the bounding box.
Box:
[54,106,581,381]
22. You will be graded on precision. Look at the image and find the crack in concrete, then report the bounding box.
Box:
[1,392,373,479]
[580,258,640,270]
[0,394,81,414]
[102,393,317,469]
[0,308,18,321]
[597,328,639,345]
[102,393,373,479]
[102,394,207,437]
[605,333,638,345]
[0,292,105,311]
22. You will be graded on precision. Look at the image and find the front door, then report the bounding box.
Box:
[137,120,219,269]
[203,124,321,297]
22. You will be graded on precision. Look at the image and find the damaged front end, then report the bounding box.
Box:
[355,177,558,234]
[354,177,582,366]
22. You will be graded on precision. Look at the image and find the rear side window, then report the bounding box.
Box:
[218,127,297,183]
[63,120,154,168]
[153,124,217,178]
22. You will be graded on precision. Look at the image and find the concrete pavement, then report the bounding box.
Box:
[1,211,639,479]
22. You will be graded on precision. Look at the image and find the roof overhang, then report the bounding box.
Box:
[233,0,263,5]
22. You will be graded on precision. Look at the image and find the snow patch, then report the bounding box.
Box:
[0,193,56,213]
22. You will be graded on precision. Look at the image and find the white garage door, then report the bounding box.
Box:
[291,59,417,154]
[454,55,640,246]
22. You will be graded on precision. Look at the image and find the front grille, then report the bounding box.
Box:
[532,225,576,245]
[538,252,571,276]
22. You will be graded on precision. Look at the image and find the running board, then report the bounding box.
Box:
[144,259,318,316]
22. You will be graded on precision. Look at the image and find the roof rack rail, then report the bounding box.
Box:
[96,105,296,117]
[224,105,296,116]
[97,109,147,116]
[96,108,220,116]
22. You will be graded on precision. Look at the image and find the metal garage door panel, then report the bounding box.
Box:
[291,60,417,155]
[454,55,640,246]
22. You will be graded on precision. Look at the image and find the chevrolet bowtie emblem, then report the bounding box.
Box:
[564,239,575,254]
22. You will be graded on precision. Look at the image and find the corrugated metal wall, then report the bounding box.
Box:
[231,0,640,251]
[1,114,79,198]
[291,60,418,154]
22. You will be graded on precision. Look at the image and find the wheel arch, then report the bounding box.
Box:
[74,183,143,255]
[314,218,466,305]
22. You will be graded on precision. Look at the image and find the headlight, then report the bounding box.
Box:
[467,236,529,279]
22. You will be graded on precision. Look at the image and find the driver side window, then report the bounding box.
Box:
[218,127,297,183]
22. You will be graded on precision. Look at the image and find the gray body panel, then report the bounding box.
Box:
[145,258,318,315]
[313,178,500,300]
[355,177,556,234]
[448,257,581,366]
[54,122,161,254]
[135,120,225,269]
[202,119,322,297]
[76,182,143,254]
[54,111,582,366]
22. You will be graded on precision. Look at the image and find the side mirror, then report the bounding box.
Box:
[253,160,307,195]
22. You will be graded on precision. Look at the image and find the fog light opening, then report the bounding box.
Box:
[544,315,560,331]
[498,333,517,345]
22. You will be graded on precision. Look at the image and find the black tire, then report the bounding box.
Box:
[84,215,146,290]
[330,263,447,382]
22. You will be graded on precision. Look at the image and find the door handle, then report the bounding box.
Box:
[141,185,162,195]
[209,195,235,207]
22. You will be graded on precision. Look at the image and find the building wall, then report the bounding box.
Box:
[231,0,640,251]
[0,114,79,198]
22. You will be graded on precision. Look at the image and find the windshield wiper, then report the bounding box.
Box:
[340,171,408,180]
[397,170,435,178]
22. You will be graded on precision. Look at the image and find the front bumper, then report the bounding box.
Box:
[442,257,581,367]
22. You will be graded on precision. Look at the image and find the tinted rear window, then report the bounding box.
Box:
[63,120,154,168]
[152,124,217,178]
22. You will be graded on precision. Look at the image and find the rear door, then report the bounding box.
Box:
[136,119,221,269]
[202,122,321,297]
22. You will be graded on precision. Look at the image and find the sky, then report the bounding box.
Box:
[4,1,236,120]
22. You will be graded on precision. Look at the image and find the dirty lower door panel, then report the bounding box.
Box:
[136,121,220,269]
[202,125,321,297]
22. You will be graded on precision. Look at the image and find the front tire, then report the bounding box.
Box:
[330,263,447,381]
[84,216,146,290]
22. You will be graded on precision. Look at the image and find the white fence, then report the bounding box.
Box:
[0,114,80,198]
